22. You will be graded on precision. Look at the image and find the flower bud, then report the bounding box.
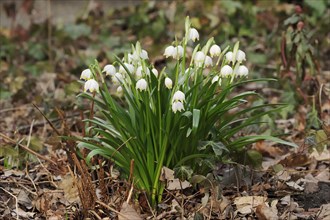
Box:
[152,68,158,78]
[165,77,173,89]
[212,75,219,84]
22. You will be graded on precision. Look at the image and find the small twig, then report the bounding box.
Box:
[96,200,126,217]
[26,119,35,148]
[89,210,102,220]
[33,103,61,136]
[144,191,156,219]
[0,187,19,220]
[0,132,57,165]
[25,164,38,195]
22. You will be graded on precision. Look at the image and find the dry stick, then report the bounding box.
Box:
[0,132,57,165]
[33,103,61,136]
[96,200,127,218]
[25,164,38,196]
[0,187,19,220]
[89,210,102,220]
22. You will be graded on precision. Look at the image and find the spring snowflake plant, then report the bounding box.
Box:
[77,17,297,206]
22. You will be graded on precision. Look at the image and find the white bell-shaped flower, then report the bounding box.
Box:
[103,64,116,76]
[152,68,158,78]
[205,56,213,67]
[136,78,148,91]
[112,73,124,84]
[236,50,246,62]
[173,46,184,59]
[188,28,199,42]
[165,77,173,89]
[237,65,249,77]
[212,75,219,84]
[135,66,143,79]
[140,49,149,60]
[194,51,205,67]
[172,101,185,113]
[172,90,185,103]
[209,44,221,57]
[220,65,233,77]
[84,79,99,93]
[80,69,92,81]
[119,63,134,74]
[164,45,175,58]
[225,52,234,63]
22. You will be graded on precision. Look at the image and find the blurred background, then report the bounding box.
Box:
[0,0,329,165]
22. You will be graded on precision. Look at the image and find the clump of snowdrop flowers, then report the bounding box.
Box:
[165,77,173,89]
[77,17,265,208]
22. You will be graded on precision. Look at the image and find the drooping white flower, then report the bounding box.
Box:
[80,69,92,81]
[236,50,246,62]
[209,44,221,57]
[119,63,134,74]
[84,79,99,93]
[174,45,184,59]
[152,68,158,78]
[164,45,175,58]
[136,78,148,91]
[103,64,116,76]
[188,28,199,42]
[225,52,234,63]
[212,75,219,84]
[172,90,185,103]
[172,101,185,113]
[194,51,205,67]
[205,56,213,67]
[116,86,123,96]
[165,77,173,89]
[140,49,149,60]
[135,66,143,79]
[220,65,233,77]
[112,73,124,84]
[237,65,249,77]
